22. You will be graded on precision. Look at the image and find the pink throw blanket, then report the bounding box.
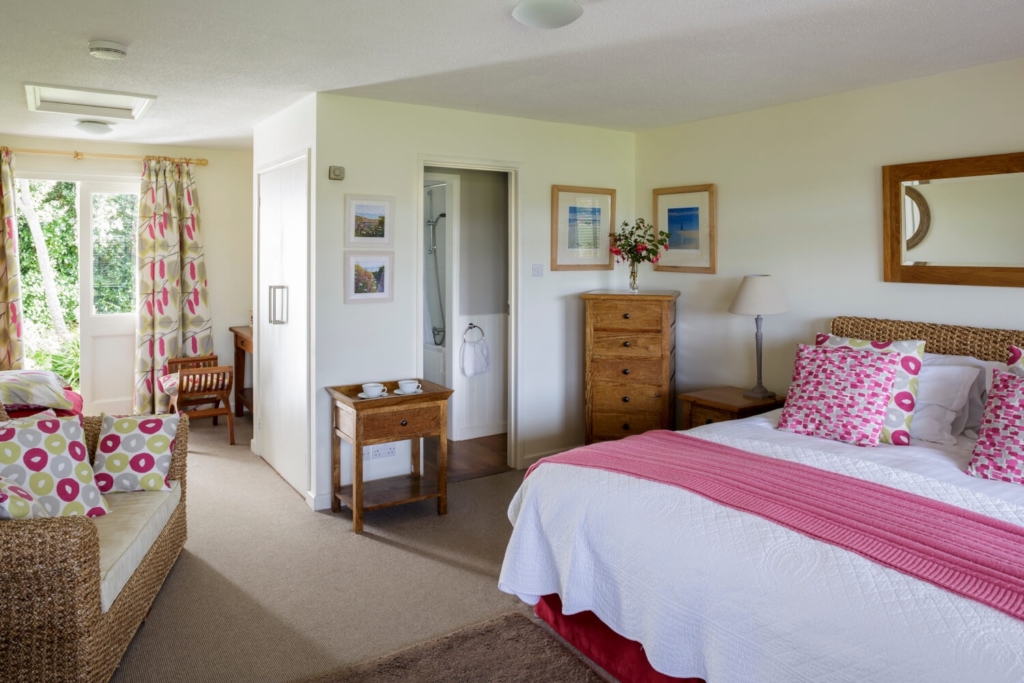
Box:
[529,430,1024,622]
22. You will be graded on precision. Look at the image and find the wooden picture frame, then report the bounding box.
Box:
[550,185,616,271]
[882,151,1024,288]
[652,184,716,274]
[344,250,394,304]
[344,194,394,248]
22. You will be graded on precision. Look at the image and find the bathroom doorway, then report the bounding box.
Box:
[422,166,511,476]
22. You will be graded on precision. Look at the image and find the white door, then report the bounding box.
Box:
[256,154,310,495]
[79,181,138,415]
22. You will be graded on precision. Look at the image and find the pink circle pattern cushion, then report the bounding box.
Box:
[0,416,109,517]
[815,334,926,446]
[93,414,180,493]
[1009,345,1024,377]
[966,370,1024,485]
[778,344,901,447]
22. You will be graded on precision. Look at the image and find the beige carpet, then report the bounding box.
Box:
[304,612,604,683]
[112,418,532,683]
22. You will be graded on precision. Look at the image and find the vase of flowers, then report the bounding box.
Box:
[610,218,670,293]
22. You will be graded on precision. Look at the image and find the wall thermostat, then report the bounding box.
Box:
[328,166,345,181]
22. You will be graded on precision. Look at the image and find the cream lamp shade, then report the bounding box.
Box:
[728,275,789,316]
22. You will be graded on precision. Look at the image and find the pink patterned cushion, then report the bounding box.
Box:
[816,334,925,446]
[966,370,1024,485]
[156,373,179,397]
[1009,345,1024,377]
[778,344,900,447]
[93,414,180,493]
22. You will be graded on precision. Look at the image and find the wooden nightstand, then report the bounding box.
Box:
[679,386,785,429]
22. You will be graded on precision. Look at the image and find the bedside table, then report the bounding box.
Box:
[679,386,785,429]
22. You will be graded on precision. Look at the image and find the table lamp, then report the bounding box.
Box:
[728,275,789,399]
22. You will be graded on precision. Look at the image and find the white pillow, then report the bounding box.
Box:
[910,365,979,445]
[922,354,1006,434]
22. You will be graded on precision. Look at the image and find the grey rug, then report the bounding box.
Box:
[303,612,604,683]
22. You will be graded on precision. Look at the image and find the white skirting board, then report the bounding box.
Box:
[454,313,507,441]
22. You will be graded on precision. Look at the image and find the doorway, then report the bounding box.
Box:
[422,165,512,478]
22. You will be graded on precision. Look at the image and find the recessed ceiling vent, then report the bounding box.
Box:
[88,40,128,60]
[24,83,156,120]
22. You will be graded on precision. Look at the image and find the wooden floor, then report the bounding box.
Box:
[425,433,512,483]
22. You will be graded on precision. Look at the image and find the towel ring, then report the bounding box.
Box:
[463,323,485,342]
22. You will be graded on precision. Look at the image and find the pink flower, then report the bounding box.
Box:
[610,247,622,256]
[636,244,647,252]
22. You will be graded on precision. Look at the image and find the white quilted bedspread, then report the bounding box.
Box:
[498,413,1024,682]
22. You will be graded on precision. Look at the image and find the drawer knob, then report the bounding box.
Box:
[622,368,630,375]
[622,396,630,403]
[622,423,630,430]
[705,419,713,425]
[400,420,408,427]
[623,313,631,320]
[623,341,631,348]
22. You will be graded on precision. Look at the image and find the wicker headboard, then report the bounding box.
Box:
[831,316,1024,363]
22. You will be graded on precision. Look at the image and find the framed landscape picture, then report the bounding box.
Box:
[344,251,394,304]
[550,185,616,271]
[344,194,393,247]
[653,184,716,274]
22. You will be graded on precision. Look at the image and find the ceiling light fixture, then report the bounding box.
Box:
[88,40,128,60]
[512,0,583,29]
[76,120,114,135]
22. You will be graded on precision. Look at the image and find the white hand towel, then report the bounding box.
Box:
[460,338,490,377]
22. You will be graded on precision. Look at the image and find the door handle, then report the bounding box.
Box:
[269,286,288,325]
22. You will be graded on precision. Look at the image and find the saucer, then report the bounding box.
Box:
[357,392,388,399]
[393,388,423,395]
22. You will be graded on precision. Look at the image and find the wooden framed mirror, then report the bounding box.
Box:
[883,151,1024,287]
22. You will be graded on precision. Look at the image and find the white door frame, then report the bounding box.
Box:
[416,155,523,469]
[254,150,313,501]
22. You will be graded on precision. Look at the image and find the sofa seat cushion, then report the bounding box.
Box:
[93,480,181,612]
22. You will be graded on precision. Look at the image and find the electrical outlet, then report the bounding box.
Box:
[532,263,544,277]
[369,443,398,460]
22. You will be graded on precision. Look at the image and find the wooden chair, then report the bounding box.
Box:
[164,355,220,418]
[165,359,236,445]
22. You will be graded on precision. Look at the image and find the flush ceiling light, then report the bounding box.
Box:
[512,0,583,29]
[76,120,114,135]
[88,40,128,60]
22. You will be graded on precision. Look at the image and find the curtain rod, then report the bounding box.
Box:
[0,146,209,166]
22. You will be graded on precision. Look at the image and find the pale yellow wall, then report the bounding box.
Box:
[635,57,1024,396]
[0,134,254,390]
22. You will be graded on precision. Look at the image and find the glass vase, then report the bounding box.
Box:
[629,262,639,293]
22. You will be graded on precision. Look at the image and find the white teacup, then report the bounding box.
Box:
[362,382,387,398]
[398,380,421,394]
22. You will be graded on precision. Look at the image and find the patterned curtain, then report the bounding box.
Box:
[0,149,24,370]
[133,161,213,414]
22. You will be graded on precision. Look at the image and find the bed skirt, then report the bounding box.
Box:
[535,594,703,683]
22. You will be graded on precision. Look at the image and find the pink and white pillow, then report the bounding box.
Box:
[0,416,109,517]
[0,475,50,519]
[816,334,925,446]
[778,344,900,447]
[1009,345,1024,377]
[93,414,180,493]
[966,370,1024,485]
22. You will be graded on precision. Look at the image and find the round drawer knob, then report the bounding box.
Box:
[622,368,630,375]
[622,423,630,430]
[623,313,631,319]
[622,396,630,403]
[623,341,631,348]
[705,419,713,425]
[400,420,408,427]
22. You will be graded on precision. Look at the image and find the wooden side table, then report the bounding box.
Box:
[326,380,453,533]
[679,386,785,429]
[229,325,254,418]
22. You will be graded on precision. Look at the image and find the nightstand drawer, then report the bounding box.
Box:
[690,405,734,427]
[589,301,662,331]
[591,359,663,384]
[592,412,663,439]
[592,383,664,413]
[590,332,663,358]
[362,406,440,442]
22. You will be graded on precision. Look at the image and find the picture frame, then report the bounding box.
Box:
[344,251,394,304]
[550,185,616,271]
[344,194,394,247]
[653,184,716,274]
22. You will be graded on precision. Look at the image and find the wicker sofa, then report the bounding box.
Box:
[0,414,189,683]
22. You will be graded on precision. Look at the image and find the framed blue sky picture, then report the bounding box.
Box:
[653,184,716,273]
[551,185,616,271]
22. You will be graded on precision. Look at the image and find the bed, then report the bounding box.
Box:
[498,317,1024,683]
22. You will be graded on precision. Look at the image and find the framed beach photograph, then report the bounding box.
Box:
[653,184,716,273]
[344,194,393,247]
[550,185,616,271]
[344,251,394,304]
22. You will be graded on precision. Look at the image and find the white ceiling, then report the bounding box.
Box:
[3,0,1024,148]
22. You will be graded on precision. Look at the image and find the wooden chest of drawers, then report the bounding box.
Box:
[582,290,680,444]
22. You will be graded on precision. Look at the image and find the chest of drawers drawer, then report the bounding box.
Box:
[588,300,663,331]
[590,358,665,385]
[591,383,664,413]
[361,405,441,442]
[592,412,664,440]
[590,332,663,358]
[689,405,733,428]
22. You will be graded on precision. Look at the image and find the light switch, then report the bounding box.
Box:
[532,263,544,277]
[328,166,345,181]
